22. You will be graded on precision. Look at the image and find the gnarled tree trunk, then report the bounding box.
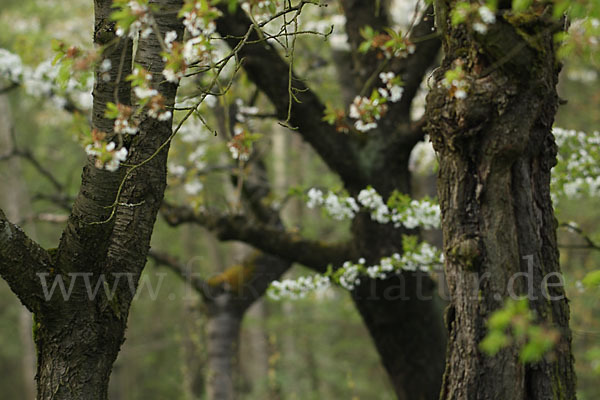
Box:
[426,2,576,398]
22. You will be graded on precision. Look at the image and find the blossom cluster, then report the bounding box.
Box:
[306,188,359,220]
[337,241,443,290]
[105,102,139,135]
[450,2,496,35]
[182,0,220,37]
[334,72,404,133]
[553,127,600,199]
[168,115,213,197]
[306,187,440,229]
[441,61,469,100]
[84,130,129,172]
[129,66,172,121]
[0,48,23,83]
[268,275,330,300]
[359,25,415,59]
[0,48,93,110]
[159,0,221,83]
[113,0,154,39]
[267,239,443,299]
[349,92,388,132]
[227,124,253,161]
[475,6,496,34]
[378,71,404,103]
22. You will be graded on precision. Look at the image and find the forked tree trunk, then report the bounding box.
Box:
[426,2,576,398]
[32,0,183,398]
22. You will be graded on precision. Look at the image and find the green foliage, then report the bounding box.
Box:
[480,298,560,363]
[512,0,533,12]
[582,270,600,288]
[450,2,472,26]
[358,25,411,58]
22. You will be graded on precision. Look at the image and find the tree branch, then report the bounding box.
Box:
[386,5,440,122]
[559,223,600,251]
[31,193,74,212]
[339,0,391,91]
[0,208,52,312]
[161,203,350,272]
[150,248,291,312]
[0,147,65,193]
[148,249,216,298]
[215,5,366,190]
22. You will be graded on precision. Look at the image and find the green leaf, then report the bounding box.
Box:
[480,330,509,356]
[228,0,239,13]
[105,102,120,119]
[512,0,532,13]
[553,0,570,18]
[582,270,600,288]
[488,309,512,330]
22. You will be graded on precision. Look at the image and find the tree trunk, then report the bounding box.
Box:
[32,0,183,397]
[206,294,242,400]
[426,2,576,398]
[351,216,447,400]
[35,313,125,399]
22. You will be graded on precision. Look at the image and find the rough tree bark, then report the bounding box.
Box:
[0,0,183,398]
[426,2,576,399]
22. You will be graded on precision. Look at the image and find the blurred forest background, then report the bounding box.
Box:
[1,0,599,399]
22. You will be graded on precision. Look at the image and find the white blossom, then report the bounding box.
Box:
[358,187,390,224]
[134,86,158,99]
[306,186,441,229]
[116,1,154,39]
[0,48,24,82]
[478,6,496,25]
[454,89,467,99]
[164,30,178,50]
[268,275,331,300]
[162,68,182,83]
[355,120,378,132]
[100,59,112,72]
[379,71,395,84]
[169,164,186,177]
[473,22,488,34]
[184,180,204,195]
[268,243,444,300]
[306,188,324,209]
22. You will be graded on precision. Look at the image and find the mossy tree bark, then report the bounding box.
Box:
[0,0,183,398]
[426,1,576,398]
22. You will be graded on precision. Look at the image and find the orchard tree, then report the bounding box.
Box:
[1,0,184,397]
